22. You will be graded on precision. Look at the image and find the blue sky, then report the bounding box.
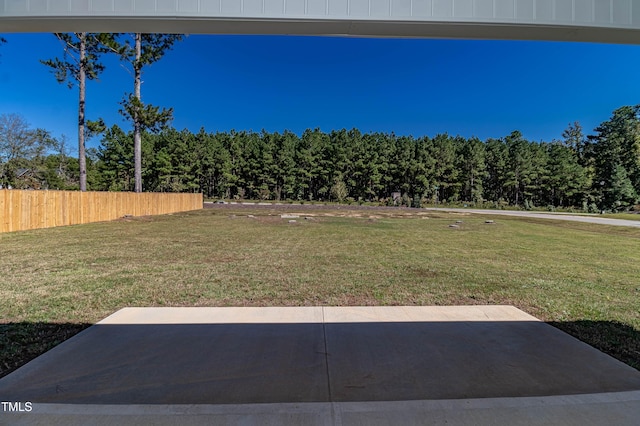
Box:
[1,33,640,154]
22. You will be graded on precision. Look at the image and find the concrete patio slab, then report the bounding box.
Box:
[0,322,329,405]
[322,305,540,322]
[1,306,640,425]
[98,306,325,324]
[325,320,640,401]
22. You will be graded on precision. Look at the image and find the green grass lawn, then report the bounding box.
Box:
[1,206,639,377]
[599,213,640,221]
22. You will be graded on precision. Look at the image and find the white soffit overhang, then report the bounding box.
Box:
[1,0,640,44]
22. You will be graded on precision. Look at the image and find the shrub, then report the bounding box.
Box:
[412,195,422,208]
[331,178,348,203]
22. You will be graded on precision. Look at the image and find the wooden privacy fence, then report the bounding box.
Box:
[0,190,203,233]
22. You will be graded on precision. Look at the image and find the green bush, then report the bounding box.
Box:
[412,195,422,208]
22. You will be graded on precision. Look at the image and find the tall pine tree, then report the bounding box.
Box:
[110,33,183,192]
[41,33,115,191]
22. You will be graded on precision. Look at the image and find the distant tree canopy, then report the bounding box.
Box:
[2,105,640,212]
[91,126,591,208]
[91,105,640,211]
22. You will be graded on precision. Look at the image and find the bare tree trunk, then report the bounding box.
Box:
[78,33,87,192]
[134,33,142,193]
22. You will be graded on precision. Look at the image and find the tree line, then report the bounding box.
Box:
[93,106,640,212]
[3,104,639,212]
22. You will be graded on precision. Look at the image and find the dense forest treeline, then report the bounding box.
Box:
[2,105,640,212]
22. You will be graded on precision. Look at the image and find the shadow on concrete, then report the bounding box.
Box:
[2,320,640,405]
[549,320,640,372]
[0,322,91,379]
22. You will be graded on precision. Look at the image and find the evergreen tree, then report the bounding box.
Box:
[409,136,432,203]
[193,128,232,198]
[456,137,487,203]
[546,142,587,207]
[96,125,134,191]
[590,106,640,210]
[297,129,324,200]
[272,130,298,200]
[431,134,459,202]
[606,164,638,211]
[484,138,508,204]
[393,135,417,200]
[41,33,115,191]
[109,33,184,192]
[257,130,277,199]
[504,131,537,206]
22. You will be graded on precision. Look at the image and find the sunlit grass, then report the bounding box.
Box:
[599,213,640,221]
[1,206,639,376]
